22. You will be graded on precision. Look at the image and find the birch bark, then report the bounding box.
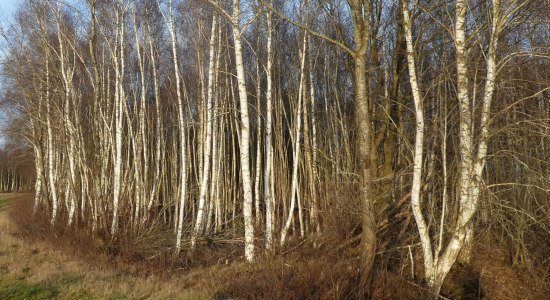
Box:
[167,0,190,253]
[402,0,502,293]
[192,15,218,249]
[232,0,255,261]
[281,33,307,246]
[264,4,275,251]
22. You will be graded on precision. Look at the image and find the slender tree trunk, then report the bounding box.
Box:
[111,6,125,236]
[232,0,255,261]
[402,0,435,286]
[351,3,377,286]
[192,15,218,249]
[281,33,307,246]
[264,5,275,251]
[147,23,162,213]
[167,0,189,253]
[45,52,58,224]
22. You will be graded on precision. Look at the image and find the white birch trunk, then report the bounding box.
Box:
[232,0,255,261]
[191,16,218,248]
[264,5,275,251]
[280,34,307,246]
[147,23,162,212]
[54,4,78,226]
[254,50,262,225]
[132,9,147,224]
[45,50,58,224]
[401,0,436,284]
[111,5,125,236]
[308,36,320,233]
[402,0,502,293]
[167,0,189,253]
[31,93,44,213]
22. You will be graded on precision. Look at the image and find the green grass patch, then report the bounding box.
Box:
[0,276,103,300]
[0,272,136,300]
[0,278,59,300]
[0,198,11,209]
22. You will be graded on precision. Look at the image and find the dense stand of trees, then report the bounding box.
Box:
[0,146,34,192]
[0,0,548,295]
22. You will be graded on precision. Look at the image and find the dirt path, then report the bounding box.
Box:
[0,194,206,300]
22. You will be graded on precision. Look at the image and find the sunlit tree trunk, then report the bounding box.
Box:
[167,0,190,253]
[32,84,44,213]
[402,0,502,293]
[401,0,433,285]
[264,3,275,251]
[350,0,377,288]
[44,51,58,225]
[232,0,255,261]
[192,15,218,249]
[281,33,307,246]
[147,23,163,213]
[111,4,125,236]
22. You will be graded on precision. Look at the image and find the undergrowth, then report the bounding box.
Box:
[7,196,550,299]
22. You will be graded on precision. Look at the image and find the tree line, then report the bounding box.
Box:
[0,145,35,192]
[0,0,548,295]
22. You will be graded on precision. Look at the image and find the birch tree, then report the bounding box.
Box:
[402,0,506,293]
[166,0,190,253]
[1,0,547,297]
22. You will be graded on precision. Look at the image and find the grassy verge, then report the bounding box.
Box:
[0,194,22,209]
[0,278,58,300]
[0,196,142,300]
[0,198,11,209]
[0,274,137,300]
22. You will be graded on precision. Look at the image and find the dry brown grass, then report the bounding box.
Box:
[3,194,549,299]
[470,241,550,300]
[5,194,428,299]
[0,195,206,299]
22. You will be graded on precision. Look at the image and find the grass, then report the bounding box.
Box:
[0,196,207,300]
[0,278,59,300]
[0,195,140,300]
[0,193,22,209]
[0,274,139,300]
[0,198,11,209]
[4,195,548,299]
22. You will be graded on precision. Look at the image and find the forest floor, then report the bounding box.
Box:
[0,194,206,299]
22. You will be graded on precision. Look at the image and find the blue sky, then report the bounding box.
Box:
[0,0,18,26]
[0,0,19,148]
